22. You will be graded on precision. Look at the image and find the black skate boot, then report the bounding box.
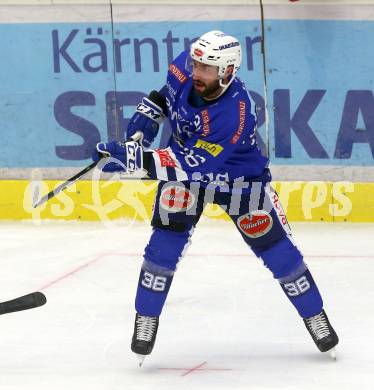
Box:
[303,310,339,353]
[131,313,159,365]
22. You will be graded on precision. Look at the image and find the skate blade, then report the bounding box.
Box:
[329,348,337,360]
[136,354,145,367]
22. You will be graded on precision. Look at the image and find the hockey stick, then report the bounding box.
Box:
[259,0,270,158]
[0,292,47,315]
[33,132,147,209]
[32,160,100,208]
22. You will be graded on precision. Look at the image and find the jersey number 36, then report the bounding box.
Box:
[141,271,167,292]
[283,276,311,297]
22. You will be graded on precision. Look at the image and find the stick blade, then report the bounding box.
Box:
[0,292,47,315]
[32,193,51,209]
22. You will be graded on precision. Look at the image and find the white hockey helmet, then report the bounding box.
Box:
[190,30,242,90]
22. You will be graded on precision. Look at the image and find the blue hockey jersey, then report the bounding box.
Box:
[148,50,269,186]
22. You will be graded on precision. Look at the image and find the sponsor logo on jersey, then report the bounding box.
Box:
[231,101,246,144]
[160,186,195,212]
[201,109,210,137]
[272,192,288,226]
[181,105,188,115]
[169,64,187,84]
[155,149,177,168]
[237,210,273,238]
[194,48,204,57]
[194,139,223,157]
[219,41,240,50]
[166,81,177,102]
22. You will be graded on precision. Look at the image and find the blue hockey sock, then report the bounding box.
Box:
[252,236,323,318]
[278,262,323,318]
[135,259,174,317]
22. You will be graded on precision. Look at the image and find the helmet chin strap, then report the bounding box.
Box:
[219,74,235,91]
[204,75,235,101]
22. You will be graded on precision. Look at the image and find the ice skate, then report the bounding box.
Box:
[131,313,159,366]
[303,310,339,357]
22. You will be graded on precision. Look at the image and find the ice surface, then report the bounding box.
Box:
[0,219,373,390]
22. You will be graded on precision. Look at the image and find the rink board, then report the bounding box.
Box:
[1,179,373,222]
[1,3,374,175]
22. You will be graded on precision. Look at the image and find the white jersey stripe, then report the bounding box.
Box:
[167,148,189,182]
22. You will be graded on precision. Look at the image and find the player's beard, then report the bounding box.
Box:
[193,79,221,99]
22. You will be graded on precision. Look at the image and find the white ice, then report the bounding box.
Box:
[0,219,373,390]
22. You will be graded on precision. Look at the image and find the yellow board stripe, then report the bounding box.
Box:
[0,180,373,222]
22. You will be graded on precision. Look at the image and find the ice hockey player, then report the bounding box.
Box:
[92,30,339,365]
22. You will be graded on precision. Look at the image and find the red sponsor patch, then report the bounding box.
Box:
[237,210,273,238]
[231,101,246,144]
[160,186,195,212]
[169,64,187,84]
[201,109,210,137]
[155,149,177,168]
[194,48,204,57]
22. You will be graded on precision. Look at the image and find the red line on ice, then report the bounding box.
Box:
[38,253,109,291]
[37,250,374,291]
[181,361,208,376]
[112,252,374,259]
[158,361,232,376]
